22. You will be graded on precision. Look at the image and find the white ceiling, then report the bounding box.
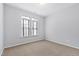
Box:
[7,3,77,17]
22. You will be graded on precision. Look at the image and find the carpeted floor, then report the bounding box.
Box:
[2,40,79,56]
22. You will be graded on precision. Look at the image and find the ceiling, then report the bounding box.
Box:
[6,3,77,17]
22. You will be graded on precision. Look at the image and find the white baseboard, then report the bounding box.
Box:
[4,38,79,50]
[5,39,44,48]
[46,39,79,49]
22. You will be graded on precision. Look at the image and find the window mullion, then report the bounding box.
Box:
[28,20,30,37]
[23,19,24,37]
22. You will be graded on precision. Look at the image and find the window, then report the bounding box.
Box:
[31,19,38,36]
[21,16,38,37]
[24,19,29,37]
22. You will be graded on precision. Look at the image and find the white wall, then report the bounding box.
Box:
[4,4,45,48]
[0,3,4,55]
[46,4,79,49]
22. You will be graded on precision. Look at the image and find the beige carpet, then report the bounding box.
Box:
[2,40,79,56]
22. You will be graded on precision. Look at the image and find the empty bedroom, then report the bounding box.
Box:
[1,3,79,56]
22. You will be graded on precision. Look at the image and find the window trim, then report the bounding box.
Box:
[21,16,38,38]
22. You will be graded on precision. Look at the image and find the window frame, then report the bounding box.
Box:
[21,16,38,38]
[31,21,38,36]
[23,19,29,37]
